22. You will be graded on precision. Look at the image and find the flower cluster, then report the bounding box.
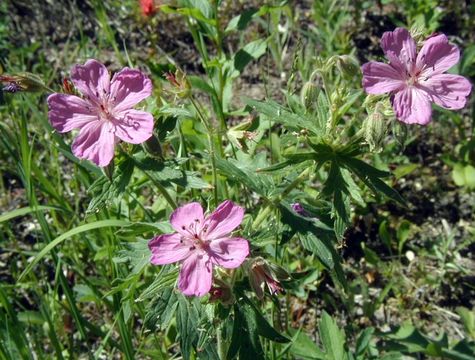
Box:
[42,26,472,300]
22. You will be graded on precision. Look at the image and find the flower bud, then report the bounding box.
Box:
[165,69,190,98]
[363,103,386,152]
[0,73,47,93]
[300,81,319,111]
[209,279,234,306]
[392,120,408,148]
[336,55,359,79]
[291,202,311,217]
[62,78,75,95]
[248,257,290,300]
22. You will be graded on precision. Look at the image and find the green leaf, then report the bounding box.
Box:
[355,327,374,356]
[225,8,259,33]
[18,220,131,281]
[245,98,321,135]
[86,158,135,213]
[456,307,475,340]
[396,220,412,255]
[144,287,178,330]
[452,164,475,189]
[176,295,201,360]
[113,239,150,275]
[242,297,289,343]
[228,303,264,360]
[214,155,272,196]
[319,311,347,360]
[289,328,326,359]
[234,39,267,73]
[0,205,66,224]
[256,153,316,172]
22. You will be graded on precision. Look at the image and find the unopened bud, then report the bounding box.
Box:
[363,103,387,152]
[392,120,408,148]
[300,81,319,111]
[0,73,47,93]
[209,279,234,305]
[247,257,290,300]
[62,78,75,94]
[165,69,190,98]
[410,24,428,47]
[336,55,359,79]
[291,202,311,217]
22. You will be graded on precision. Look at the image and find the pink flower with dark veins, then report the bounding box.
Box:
[47,59,154,166]
[362,28,472,125]
[148,201,250,297]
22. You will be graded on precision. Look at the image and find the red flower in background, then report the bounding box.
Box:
[140,0,157,17]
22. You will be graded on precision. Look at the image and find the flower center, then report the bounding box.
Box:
[181,219,210,252]
[407,75,418,87]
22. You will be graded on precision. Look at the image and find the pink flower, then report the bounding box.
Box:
[47,59,154,167]
[362,28,472,125]
[148,201,250,297]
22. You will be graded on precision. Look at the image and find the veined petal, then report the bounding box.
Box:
[47,93,98,132]
[381,28,416,72]
[203,200,244,240]
[71,120,117,166]
[170,202,205,235]
[178,253,213,297]
[362,61,405,94]
[70,59,110,103]
[391,87,432,125]
[114,109,154,144]
[110,68,152,113]
[420,74,472,110]
[417,34,460,77]
[148,233,191,265]
[209,237,249,269]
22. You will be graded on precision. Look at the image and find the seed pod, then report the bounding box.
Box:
[363,103,386,152]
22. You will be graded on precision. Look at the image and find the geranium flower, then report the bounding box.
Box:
[362,28,472,125]
[148,201,250,297]
[47,59,153,166]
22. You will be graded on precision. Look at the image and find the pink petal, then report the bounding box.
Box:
[417,34,460,77]
[391,87,432,125]
[420,74,472,110]
[109,68,152,113]
[381,28,416,72]
[178,253,213,296]
[209,237,249,269]
[203,200,244,240]
[70,59,110,103]
[113,109,154,144]
[362,61,405,94]
[71,120,117,166]
[47,93,98,133]
[170,202,204,235]
[148,233,191,265]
